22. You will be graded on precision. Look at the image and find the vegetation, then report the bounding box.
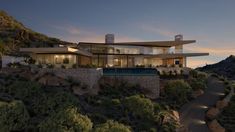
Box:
[163,80,192,109]
[0,100,30,132]
[0,73,179,131]
[94,120,131,132]
[39,107,92,132]
[217,95,235,131]
[0,10,75,55]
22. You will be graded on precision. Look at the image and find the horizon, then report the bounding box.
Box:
[1,0,235,68]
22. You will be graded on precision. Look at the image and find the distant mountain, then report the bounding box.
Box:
[197,55,235,79]
[0,10,75,54]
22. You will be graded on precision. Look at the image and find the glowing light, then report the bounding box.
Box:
[197,105,208,109]
[193,119,206,125]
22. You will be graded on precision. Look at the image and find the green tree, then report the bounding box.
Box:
[0,100,30,132]
[124,95,154,119]
[38,107,93,132]
[164,80,192,108]
[94,120,131,132]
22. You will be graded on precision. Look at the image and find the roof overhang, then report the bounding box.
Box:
[92,53,209,58]
[20,47,92,57]
[79,40,196,47]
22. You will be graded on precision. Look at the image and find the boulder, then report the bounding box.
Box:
[206,107,220,120]
[171,110,180,122]
[216,100,228,110]
[208,120,225,132]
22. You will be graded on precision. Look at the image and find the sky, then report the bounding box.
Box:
[1,0,235,68]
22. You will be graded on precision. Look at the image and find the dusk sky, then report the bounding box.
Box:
[1,0,235,68]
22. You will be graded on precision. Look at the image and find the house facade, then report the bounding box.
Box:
[78,34,209,68]
[19,47,92,68]
[18,34,209,68]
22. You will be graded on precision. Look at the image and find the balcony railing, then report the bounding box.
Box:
[103,68,159,76]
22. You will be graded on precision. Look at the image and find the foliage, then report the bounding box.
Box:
[7,81,43,101]
[39,107,92,132]
[0,100,30,132]
[217,96,235,131]
[124,95,155,119]
[189,78,207,90]
[99,80,142,99]
[164,80,192,109]
[94,120,131,132]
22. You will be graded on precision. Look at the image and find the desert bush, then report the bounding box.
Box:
[0,100,30,132]
[39,107,92,132]
[7,81,42,101]
[189,78,207,90]
[94,120,131,132]
[164,80,192,109]
[124,95,154,119]
[217,96,235,131]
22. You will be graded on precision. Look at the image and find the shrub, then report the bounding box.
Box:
[39,107,92,132]
[7,81,42,101]
[0,100,30,132]
[189,78,207,90]
[189,70,198,78]
[123,95,154,119]
[94,120,131,132]
[38,92,80,116]
[61,65,66,69]
[164,80,192,109]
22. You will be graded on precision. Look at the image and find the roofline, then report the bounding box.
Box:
[19,47,92,57]
[78,40,196,47]
[92,53,209,58]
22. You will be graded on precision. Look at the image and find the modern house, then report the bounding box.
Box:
[78,34,209,68]
[20,47,92,68]
[18,34,209,68]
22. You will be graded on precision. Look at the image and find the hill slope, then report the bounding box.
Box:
[0,11,74,54]
[197,55,235,79]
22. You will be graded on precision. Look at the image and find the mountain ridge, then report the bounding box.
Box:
[0,10,76,54]
[197,55,235,79]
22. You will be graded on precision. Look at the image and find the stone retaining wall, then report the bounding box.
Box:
[35,68,103,90]
[101,75,160,99]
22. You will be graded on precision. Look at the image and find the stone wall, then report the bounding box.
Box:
[35,68,103,90]
[101,75,160,99]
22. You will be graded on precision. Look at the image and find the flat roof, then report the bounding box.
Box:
[92,53,209,58]
[79,40,196,47]
[20,47,92,57]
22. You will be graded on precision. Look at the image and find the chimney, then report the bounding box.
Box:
[105,34,114,43]
[175,34,183,41]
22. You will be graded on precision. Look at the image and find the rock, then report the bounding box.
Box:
[216,100,228,110]
[171,110,180,122]
[206,107,220,120]
[208,120,225,132]
[192,89,204,98]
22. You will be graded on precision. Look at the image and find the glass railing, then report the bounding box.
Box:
[103,68,159,76]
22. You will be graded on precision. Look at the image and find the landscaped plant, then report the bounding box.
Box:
[0,100,30,132]
[38,107,93,132]
[217,95,235,131]
[163,80,192,109]
[94,120,131,132]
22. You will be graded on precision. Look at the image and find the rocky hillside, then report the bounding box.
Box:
[0,10,75,54]
[197,55,235,79]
